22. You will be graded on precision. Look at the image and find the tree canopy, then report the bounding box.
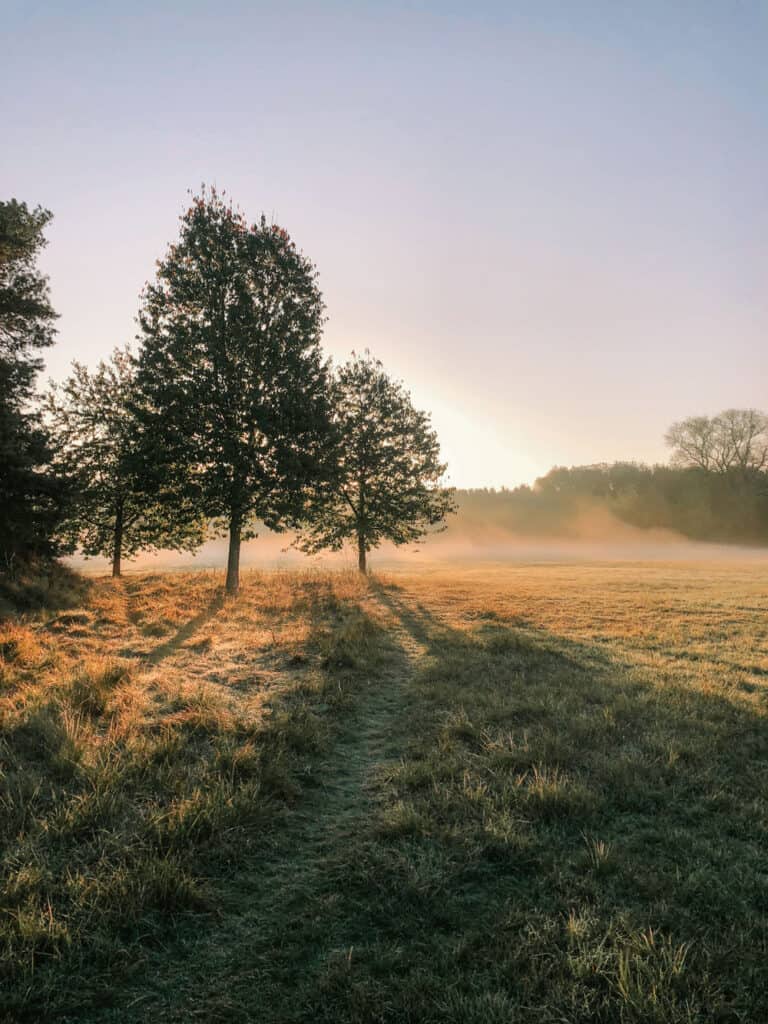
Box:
[665,410,768,474]
[134,187,333,592]
[297,352,456,572]
[0,200,58,365]
[0,199,64,567]
[48,347,204,576]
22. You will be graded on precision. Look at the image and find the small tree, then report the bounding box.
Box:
[297,352,456,572]
[134,187,333,593]
[48,348,204,576]
[0,199,65,567]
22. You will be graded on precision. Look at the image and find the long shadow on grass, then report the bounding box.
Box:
[290,576,768,1023]
[145,594,225,664]
[371,576,768,783]
[160,576,768,1024]
[370,575,613,679]
[66,577,768,1023]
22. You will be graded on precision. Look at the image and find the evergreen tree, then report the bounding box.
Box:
[297,352,456,572]
[48,348,204,576]
[134,187,332,593]
[0,199,64,567]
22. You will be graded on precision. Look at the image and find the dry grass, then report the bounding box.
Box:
[0,568,380,1021]
[2,560,768,1022]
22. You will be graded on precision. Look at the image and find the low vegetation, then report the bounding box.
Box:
[2,562,766,1022]
[342,566,768,1023]
[0,569,380,1021]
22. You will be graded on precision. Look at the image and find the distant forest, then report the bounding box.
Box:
[453,461,768,545]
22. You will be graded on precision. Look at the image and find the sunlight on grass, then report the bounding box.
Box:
[1,561,767,1022]
[0,568,380,1020]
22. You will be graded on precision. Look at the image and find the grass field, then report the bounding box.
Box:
[1,560,767,1022]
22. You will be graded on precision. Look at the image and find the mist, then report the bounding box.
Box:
[68,499,768,577]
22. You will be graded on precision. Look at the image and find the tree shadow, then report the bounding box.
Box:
[49,573,768,1023]
[152,575,768,1024]
[368,573,768,828]
[345,575,768,1020]
[369,575,612,678]
[369,577,444,647]
[145,594,225,665]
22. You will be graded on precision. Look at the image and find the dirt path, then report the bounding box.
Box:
[89,587,427,1023]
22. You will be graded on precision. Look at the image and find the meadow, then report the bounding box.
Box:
[1,559,767,1022]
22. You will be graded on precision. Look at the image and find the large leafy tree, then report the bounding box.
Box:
[297,352,456,572]
[134,187,332,593]
[47,347,204,577]
[0,199,65,567]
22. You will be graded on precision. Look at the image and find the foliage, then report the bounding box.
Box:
[134,186,333,591]
[666,408,768,473]
[450,455,768,545]
[0,200,58,361]
[297,352,456,570]
[47,347,204,575]
[0,199,65,567]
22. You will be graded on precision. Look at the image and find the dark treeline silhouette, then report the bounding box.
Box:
[452,460,768,545]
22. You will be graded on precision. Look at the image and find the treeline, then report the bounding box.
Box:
[1,189,455,591]
[453,458,768,545]
[4,189,765,582]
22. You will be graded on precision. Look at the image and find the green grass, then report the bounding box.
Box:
[2,562,767,1022]
[338,615,764,1023]
[183,574,765,1024]
[0,569,380,1022]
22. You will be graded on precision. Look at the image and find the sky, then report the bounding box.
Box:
[3,0,767,488]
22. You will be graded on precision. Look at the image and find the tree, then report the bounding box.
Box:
[47,348,204,576]
[297,352,456,573]
[134,187,332,594]
[713,409,768,473]
[0,199,64,567]
[665,409,768,474]
[664,416,717,471]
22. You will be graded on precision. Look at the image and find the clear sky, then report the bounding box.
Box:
[3,1,766,488]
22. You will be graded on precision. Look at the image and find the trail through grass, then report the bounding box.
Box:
[85,583,426,1022]
[1,570,382,1021]
[2,562,768,1022]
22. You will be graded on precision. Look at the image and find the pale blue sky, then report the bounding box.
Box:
[4,1,766,486]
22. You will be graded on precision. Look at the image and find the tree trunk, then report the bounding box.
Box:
[226,514,242,594]
[112,501,123,578]
[357,532,367,574]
